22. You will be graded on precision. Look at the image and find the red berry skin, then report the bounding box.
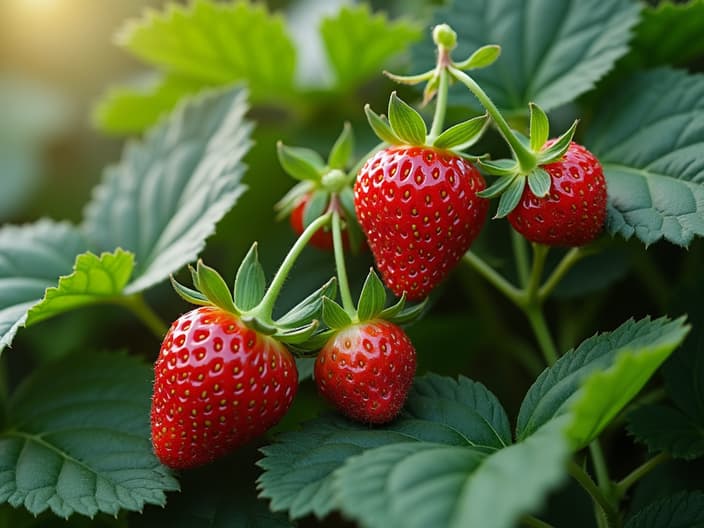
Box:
[354,146,489,300]
[151,306,298,469]
[314,320,416,424]
[290,194,348,251]
[508,142,607,246]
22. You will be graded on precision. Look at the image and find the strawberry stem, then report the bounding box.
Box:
[251,212,332,323]
[331,210,357,318]
[512,230,531,287]
[449,66,537,173]
[428,68,449,142]
[538,247,587,302]
[117,293,168,339]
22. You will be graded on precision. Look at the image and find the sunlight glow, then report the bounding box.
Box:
[19,0,63,11]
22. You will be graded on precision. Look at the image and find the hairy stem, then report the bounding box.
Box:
[615,452,670,499]
[524,306,559,365]
[118,294,169,339]
[332,210,357,316]
[428,68,450,141]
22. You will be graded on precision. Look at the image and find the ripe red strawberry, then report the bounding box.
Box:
[314,319,416,424]
[151,306,298,469]
[354,146,489,300]
[289,193,348,251]
[508,141,607,246]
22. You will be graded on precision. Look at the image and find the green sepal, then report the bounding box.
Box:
[233,243,266,312]
[478,158,518,176]
[188,264,201,292]
[276,278,337,328]
[303,189,330,229]
[527,167,552,198]
[274,180,314,221]
[383,69,434,86]
[454,44,502,71]
[338,187,365,254]
[422,74,440,106]
[378,293,406,320]
[537,120,578,164]
[432,113,489,150]
[495,176,526,218]
[365,104,402,145]
[322,297,352,330]
[357,268,387,321]
[277,141,326,182]
[529,103,550,152]
[477,174,518,199]
[240,315,278,336]
[387,297,429,325]
[388,92,427,146]
[275,320,320,345]
[289,328,336,354]
[196,259,238,313]
[328,122,354,170]
[169,275,211,306]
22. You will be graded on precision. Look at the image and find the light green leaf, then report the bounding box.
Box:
[320,5,421,89]
[170,276,210,306]
[234,243,266,312]
[195,260,237,313]
[477,159,518,177]
[334,418,569,528]
[527,167,552,198]
[92,74,205,135]
[83,87,252,293]
[625,491,704,528]
[454,44,502,71]
[0,352,178,518]
[0,221,86,353]
[116,0,295,98]
[328,122,354,170]
[321,297,352,330]
[517,316,690,448]
[494,176,525,218]
[277,142,325,183]
[414,0,640,114]
[357,269,387,321]
[302,190,329,229]
[537,120,578,164]
[388,92,427,146]
[529,103,550,152]
[276,278,337,328]
[585,69,704,247]
[432,114,488,150]
[25,249,134,327]
[365,105,402,145]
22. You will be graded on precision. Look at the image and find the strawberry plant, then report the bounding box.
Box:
[2,0,704,527]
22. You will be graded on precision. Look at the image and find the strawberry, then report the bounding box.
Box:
[315,319,416,424]
[151,306,298,469]
[289,193,349,251]
[355,146,488,300]
[507,141,607,246]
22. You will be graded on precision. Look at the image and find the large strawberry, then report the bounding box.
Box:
[507,141,607,246]
[355,94,490,300]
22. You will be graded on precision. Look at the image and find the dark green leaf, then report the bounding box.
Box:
[517,316,690,448]
[276,278,337,328]
[276,142,325,183]
[25,249,134,327]
[388,92,427,146]
[290,329,336,354]
[328,122,354,170]
[0,221,86,353]
[234,243,266,312]
[84,87,251,293]
[529,103,550,152]
[302,190,330,229]
[527,167,552,198]
[388,297,429,326]
[196,260,237,313]
[0,352,178,518]
[432,114,488,150]
[379,294,406,320]
[478,159,518,177]
[454,44,502,71]
[495,176,526,218]
[628,405,704,461]
[365,104,402,145]
[169,275,210,306]
[537,120,578,164]
[275,321,319,346]
[357,269,387,321]
[321,297,352,330]
[585,69,704,247]
[625,491,704,528]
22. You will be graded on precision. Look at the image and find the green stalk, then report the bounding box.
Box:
[512,229,531,287]
[462,251,523,305]
[332,210,357,317]
[428,68,450,141]
[449,66,537,173]
[614,453,669,499]
[568,461,620,528]
[117,294,169,339]
[524,306,558,365]
[590,440,611,495]
[538,247,584,301]
[526,244,549,303]
[253,212,332,322]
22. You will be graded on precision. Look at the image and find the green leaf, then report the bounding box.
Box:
[328,122,354,170]
[494,176,526,218]
[116,0,295,99]
[454,44,502,71]
[585,69,704,247]
[477,174,517,199]
[357,269,387,321]
[537,120,578,164]
[275,321,319,346]
[334,417,570,528]
[0,352,178,518]
[529,103,550,152]
[234,243,266,312]
[365,104,402,145]
[321,297,351,330]
[302,190,329,229]
[276,142,325,183]
[320,5,421,89]
[387,298,429,326]
[478,159,518,177]
[84,87,251,293]
[516,317,690,448]
[92,74,205,135]
[378,294,406,320]
[169,275,210,306]
[388,92,427,145]
[628,405,704,461]
[527,167,552,198]
[257,374,510,519]
[276,278,337,328]
[625,491,704,528]
[25,249,134,327]
[414,0,640,115]
[432,114,488,150]
[0,221,86,353]
[195,260,237,313]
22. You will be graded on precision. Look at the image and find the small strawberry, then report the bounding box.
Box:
[507,141,607,246]
[151,306,297,469]
[355,144,488,300]
[315,319,415,424]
